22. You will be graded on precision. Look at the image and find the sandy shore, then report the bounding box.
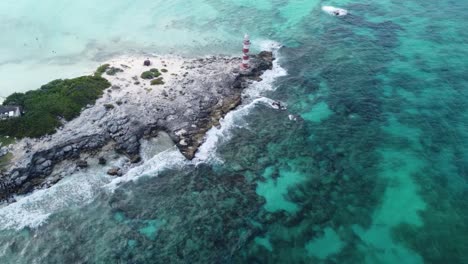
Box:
[102,54,185,96]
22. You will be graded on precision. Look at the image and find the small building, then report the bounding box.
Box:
[0,106,22,119]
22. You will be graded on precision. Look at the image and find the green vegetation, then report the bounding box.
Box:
[141,68,161,79]
[0,137,15,171]
[0,152,12,171]
[95,64,123,76]
[95,64,110,77]
[0,76,111,138]
[150,77,165,85]
[161,69,168,73]
[104,104,115,110]
[0,136,14,146]
[106,67,123,76]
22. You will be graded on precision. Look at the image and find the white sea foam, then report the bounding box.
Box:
[0,148,186,230]
[106,146,188,191]
[256,39,284,52]
[194,97,278,164]
[195,41,287,163]
[0,170,110,230]
[245,40,288,98]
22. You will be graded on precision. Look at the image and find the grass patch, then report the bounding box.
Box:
[106,67,123,76]
[0,136,14,146]
[95,64,110,77]
[141,68,161,79]
[0,152,13,171]
[0,76,111,138]
[150,77,165,86]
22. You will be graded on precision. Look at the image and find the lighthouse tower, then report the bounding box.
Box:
[241,34,251,69]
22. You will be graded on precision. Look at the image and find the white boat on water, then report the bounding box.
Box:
[322,6,348,16]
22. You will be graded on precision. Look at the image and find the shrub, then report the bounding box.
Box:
[141,69,161,79]
[0,152,12,171]
[150,77,165,85]
[0,76,110,138]
[106,67,123,76]
[0,136,14,146]
[161,69,168,73]
[2,92,25,106]
[94,64,110,77]
[104,104,115,110]
[141,71,153,79]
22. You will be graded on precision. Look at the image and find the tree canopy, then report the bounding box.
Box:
[0,75,110,138]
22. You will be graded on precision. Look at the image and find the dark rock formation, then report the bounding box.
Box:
[107,167,123,177]
[76,160,89,168]
[98,157,107,165]
[0,134,109,201]
[0,51,275,203]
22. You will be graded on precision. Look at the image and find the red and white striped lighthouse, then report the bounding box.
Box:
[241,34,251,69]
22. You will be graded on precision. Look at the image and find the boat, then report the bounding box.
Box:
[322,6,348,16]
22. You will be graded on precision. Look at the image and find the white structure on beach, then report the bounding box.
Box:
[0,106,22,119]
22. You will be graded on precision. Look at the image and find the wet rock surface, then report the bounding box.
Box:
[0,52,274,203]
[107,167,123,177]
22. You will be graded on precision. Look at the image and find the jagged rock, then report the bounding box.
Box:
[76,160,88,168]
[11,171,20,178]
[47,175,62,185]
[63,146,73,153]
[130,155,142,164]
[35,158,46,165]
[179,139,188,146]
[107,167,123,177]
[98,157,107,165]
[109,124,119,134]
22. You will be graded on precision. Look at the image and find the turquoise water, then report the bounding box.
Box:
[1,0,468,263]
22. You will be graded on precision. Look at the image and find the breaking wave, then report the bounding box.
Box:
[195,40,287,163]
[0,170,110,230]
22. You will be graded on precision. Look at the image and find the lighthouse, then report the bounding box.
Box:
[241,34,251,70]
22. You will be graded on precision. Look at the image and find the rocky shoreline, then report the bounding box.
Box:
[0,51,274,203]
